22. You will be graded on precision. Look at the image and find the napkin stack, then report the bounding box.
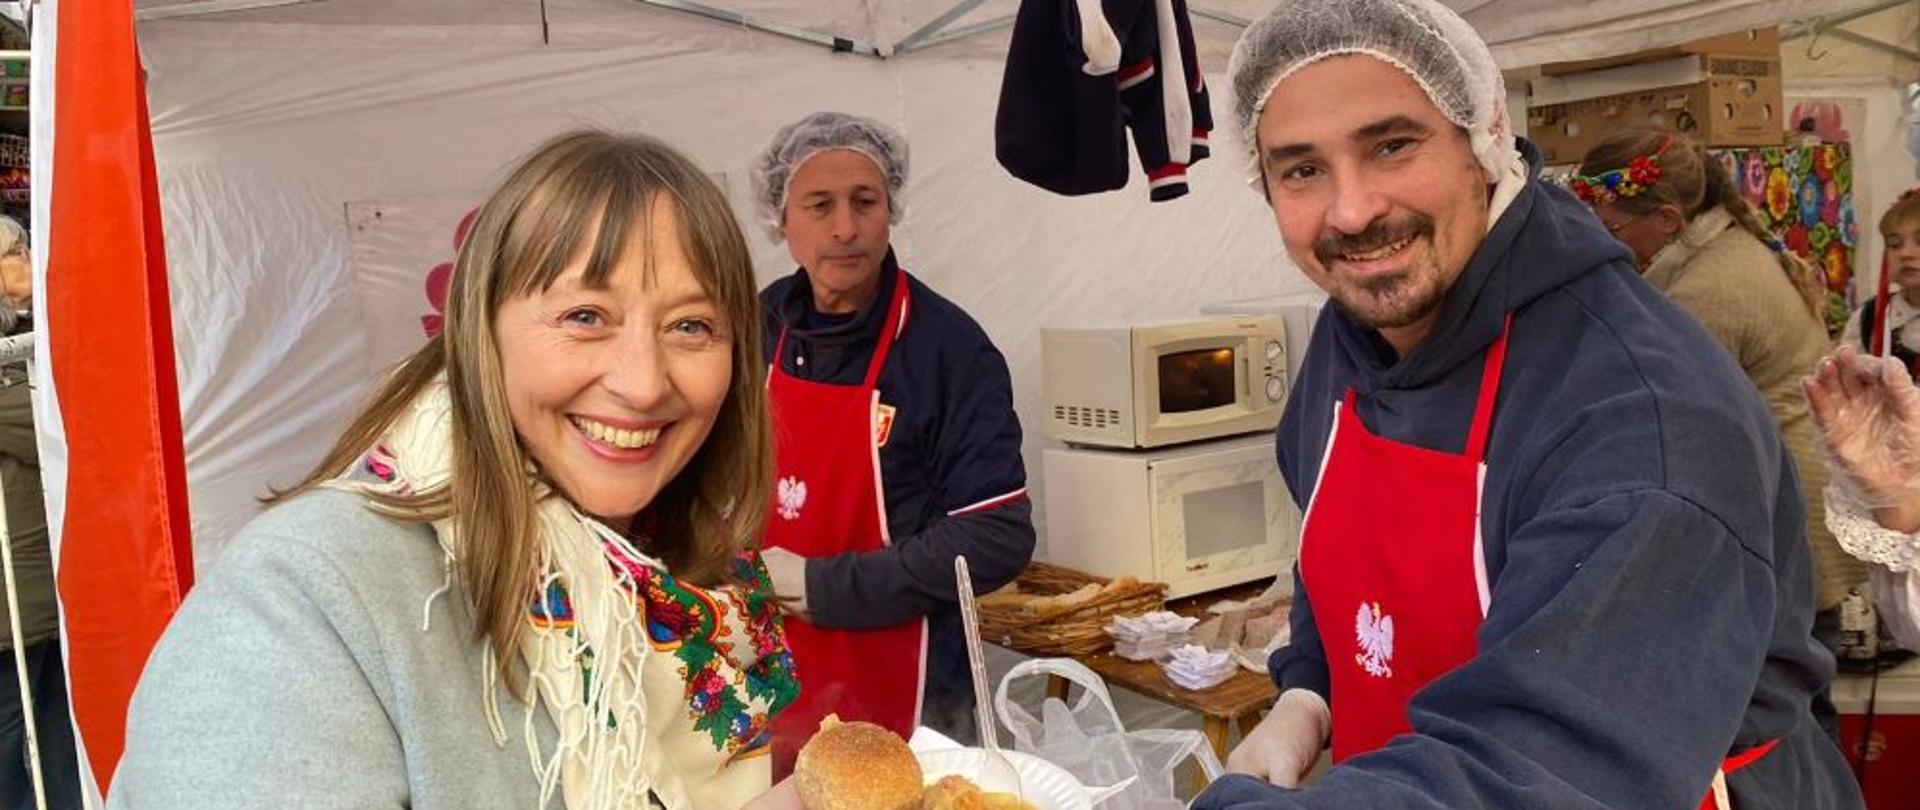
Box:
[1161,644,1238,690]
[1106,611,1200,661]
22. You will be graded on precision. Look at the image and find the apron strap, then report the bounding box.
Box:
[1463,316,1514,462]
[771,323,791,372]
[863,268,911,389]
[1698,738,1780,810]
[1334,314,1511,459]
[769,267,911,388]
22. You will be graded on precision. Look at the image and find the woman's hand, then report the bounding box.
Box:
[760,547,811,616]
[1806,346,1920,530]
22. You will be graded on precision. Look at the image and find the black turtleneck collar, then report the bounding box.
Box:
[771,248,902,347]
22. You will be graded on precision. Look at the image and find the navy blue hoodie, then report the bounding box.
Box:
[1195,143,1861,809]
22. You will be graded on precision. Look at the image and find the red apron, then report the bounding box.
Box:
[1296,324,1511,763]
[763,270,926,779]
[1296,320,1770,807]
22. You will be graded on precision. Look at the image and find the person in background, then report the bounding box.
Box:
[1197,0,1860,807]
[1807,191,1920,659]
[0,214,28,334]
[0,214,81,810]
[1577,128,1856,671]
[1808,346,1920,658]
[749,111,1035,768]
[111,131,802,810]
[1840,190,1920,375]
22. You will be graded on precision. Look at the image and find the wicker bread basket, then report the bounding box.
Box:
[977,561,1168,655]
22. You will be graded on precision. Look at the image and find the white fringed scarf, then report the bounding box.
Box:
[332,375,795,810]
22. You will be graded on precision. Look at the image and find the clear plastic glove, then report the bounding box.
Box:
[1805,345,1920,513]
[1225,688,1329,788]
[760,547,810,616]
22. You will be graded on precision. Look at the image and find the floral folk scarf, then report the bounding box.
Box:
[338,375,798,810]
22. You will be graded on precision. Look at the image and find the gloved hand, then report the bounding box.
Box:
[1805,346,1920,522]
[1225,688,1329,788]
[759,547,811,616]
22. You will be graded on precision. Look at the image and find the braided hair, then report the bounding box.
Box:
[1578,126,1824,320]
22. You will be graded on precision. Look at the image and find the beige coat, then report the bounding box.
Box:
[1644,207,1860,610]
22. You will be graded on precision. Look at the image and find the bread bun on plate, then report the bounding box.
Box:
[794,715,924,810]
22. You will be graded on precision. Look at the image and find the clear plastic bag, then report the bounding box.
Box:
[994,658,1225,809]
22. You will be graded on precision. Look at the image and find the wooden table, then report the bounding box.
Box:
[1017,580,1282,791]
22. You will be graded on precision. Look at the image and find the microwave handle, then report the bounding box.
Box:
[1243,350,1253,399]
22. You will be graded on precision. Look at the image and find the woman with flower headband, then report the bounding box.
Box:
[1577,127,1858,672]
[109,131,804,810]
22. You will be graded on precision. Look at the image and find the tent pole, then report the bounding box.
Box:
[895,0,990,53]
[133,0,324,21]
[893,14,1013,53]
[636,0,884,58]
[1781,0,1913,39]
[1818,25,1920,61]
[1188,6,1250,27]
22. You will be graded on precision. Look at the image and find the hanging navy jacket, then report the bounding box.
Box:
[760,253,1035,730]
[1195,141,1861,809]
[995,0,1213,201]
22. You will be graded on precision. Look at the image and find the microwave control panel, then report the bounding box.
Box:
[1262,338,1286,403]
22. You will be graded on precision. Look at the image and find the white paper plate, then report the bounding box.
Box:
[916,748,1091,810]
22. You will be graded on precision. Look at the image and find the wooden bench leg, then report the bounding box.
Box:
[1235,710,1265,738]
[1046,674,1070,702]
[1198,716,1230,794]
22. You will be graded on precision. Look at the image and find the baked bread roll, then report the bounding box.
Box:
[794,715,923,810]
[921,774,986,810]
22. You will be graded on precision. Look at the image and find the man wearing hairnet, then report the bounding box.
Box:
[1196,2,1862,808]
[749,111,1035,773]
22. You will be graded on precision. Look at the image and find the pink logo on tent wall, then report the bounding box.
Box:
[421,208,478,337]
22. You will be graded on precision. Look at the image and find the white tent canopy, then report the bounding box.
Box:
[130,0,1892,67]
[118,0,1911,566]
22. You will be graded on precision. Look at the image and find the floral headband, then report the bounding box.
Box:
[1571,135,1677,205]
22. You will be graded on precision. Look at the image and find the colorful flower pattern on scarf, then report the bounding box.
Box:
[1554,143,1857,329]
[526,544,800,758]
[1721,144,1856,298]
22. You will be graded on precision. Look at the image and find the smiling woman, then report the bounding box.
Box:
[108,131,802,810]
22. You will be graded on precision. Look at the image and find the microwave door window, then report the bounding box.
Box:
[1158,348,1237,414]
[1182,479,1267,559]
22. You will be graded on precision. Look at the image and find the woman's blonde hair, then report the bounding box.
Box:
[273,130,770,691]
[1578,126,1825,320]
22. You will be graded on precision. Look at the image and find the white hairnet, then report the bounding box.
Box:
[750,111,909,243]
[1226,0,1517,181]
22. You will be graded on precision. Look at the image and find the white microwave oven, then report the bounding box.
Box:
[1042,435,1300,599]
[1198,291,1327,391]
[1042,315,1287,449]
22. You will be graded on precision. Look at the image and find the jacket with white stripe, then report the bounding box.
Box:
[995,0,1213,201]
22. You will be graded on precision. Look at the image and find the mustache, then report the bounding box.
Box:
[1314,214,1435,265]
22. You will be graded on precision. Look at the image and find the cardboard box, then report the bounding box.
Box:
[1541,26,1779,75]
[1531,54,1778,107]
[1527,58,1783,164]
[1834,659,1920,810]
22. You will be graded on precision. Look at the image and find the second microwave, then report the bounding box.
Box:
[1042,315,1287,449]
